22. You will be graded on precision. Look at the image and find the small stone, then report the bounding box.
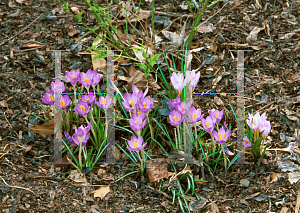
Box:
[240,179,250,187]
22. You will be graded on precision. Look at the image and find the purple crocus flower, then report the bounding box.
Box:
[51,79,66,93]
[212,128,231,143]
[209,109,224,123]
[126,135,147,151]
[96,94,113,110]
[259,119,271,139]
[122,93,139,111]
[135,110,146,119]
[42,89,55,105]
[170,72,184,95]
[89,69,101,86]
[74,100,91,116]
[223,122,228,131]
[65,69,80,85]
[185,70,200,90]
[132,85,148,100]
[72,122,92,146]
[64,132,74,144]
[246,112,261,131]
[167,95,181,109]
[81,92,96,107]
[139,97,154,113]
[243,136,252,148]
[175,101,192,115]
[169,110,184,126]
[129,113,147,132]
[201,116,215,132]
[57,94,71,109]
[223,146,235,155]
[186,106,204,123]
[78,71,93,87]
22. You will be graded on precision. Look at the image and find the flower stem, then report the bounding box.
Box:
[146,113,154,148]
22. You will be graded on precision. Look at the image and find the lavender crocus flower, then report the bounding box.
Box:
[72,122,92,146]
[169,110,184,126]
[209,109,224,123]
[123,93,140,111]
[201,116,215,132]
[57,94,71,109]
[96,94,113,110]
[167,95,181,109]
[243,136,252,148]
[78,71,93,87]
[89,69,101,86]
[42,89,55,105]
[74,100,91,116]
[259,119,271,139]
[246,112,261,132]
[175,101,192,116]
[212,128,231,143]
[81,92,96,107]
[139,97,154,113]
[126,135,147,151]
[129,113,147,132]
[170,72,184,95]
[132,85,148,100]
[186,106,204,123]
[65,69,80,85]
[185,70,200,90]
[51,79,66,93]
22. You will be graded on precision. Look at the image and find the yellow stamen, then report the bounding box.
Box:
[48,94,53,101]
[215,113,219,118]
[133,139,138,148]
[86,98,90,101]
[193,112,196,120]
[173,115,178,122]
[182,106,184,109]
[218,133,225,141]
[135,120,138,127]
[143,102,148,108]
[60,100,65,107]
[137,111,141,116]
[80,105,85,111]
[84,78,89,83]
[129,100,134,107]
[176,81,178,84]
[70,74,75,79]
[102,99,107,106]
[205,122,210,128]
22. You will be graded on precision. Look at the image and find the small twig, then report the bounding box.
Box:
[0,176,35,194]
[0,14,43,46]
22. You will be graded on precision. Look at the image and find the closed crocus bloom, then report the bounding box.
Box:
[243,136,252,148]
[64,132,75,144]
[132,85,148,100]
[81,92,96,107]
[170,72,184,95]
[167,95,181,109]
[212,128,231,143]
[139,97,154,113]
[209,109,224,123]
[223,146,235,155]
[129,113,147,132]
[57,94,71,109]
[201,116,215,132]
[74,100,91,116]
[123,93,139,111]
[90,69,101,86]
[42,89,55,105]
[185,70,200,90]
[260,112,267,122]
[186,106,204,123]
[175,101,192,115]
[169,110,184,126]
[247,112,261,131]
[72,122,92,146]
[51,79,66,93]
[96,94,113,110]
[259,119,271,139]
[65,69,80,84]
[126,135,147,151]
[78,71,93,87]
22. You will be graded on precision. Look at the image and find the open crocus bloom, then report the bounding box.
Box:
[167,95,181,109]
[129,113,147,132]
[96,94,113,110]
[74,100,91,116]
[186,106,204,123]
[246,112,262,132]
[201,116,215,132]
[126,135,147,151]
[88,69,101,86]
[81,92,96,107]
[212,128,231,143]
[139,97,154,113]
[78,71,93,87]
[51,79,66,93]
[209,109,224,123]
[57,94,71,109]
[169,110,184,126]
[42,89,55,105]
[258,119,271,139]
[132,85,148,100]
[65,69,80,84]
[123,93,140,111]
[175,101,192,116]
[73,122,92,146]
[170,72,184,95]
[243,136,252,148]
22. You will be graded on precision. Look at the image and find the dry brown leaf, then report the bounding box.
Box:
[97,168,106,176]
[271,173,283,183]
[117,24,136,44]
[91,51,106,70]
[93,185,110,199]
[197,23,216,34]
[118,57,128,64]
[29,119,54,137]
[145,158,169,183]
[114,147,121,160]
[68,170,88,184]
[210,203,220,213]
[0,100,8,107]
